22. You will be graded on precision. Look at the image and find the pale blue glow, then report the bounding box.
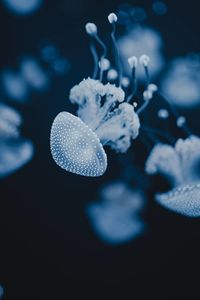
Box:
[0,104,34,178]
[146,136,200,217]
[152,1,168,15]
[20,57,49,91]
[1,70,29,102]
[86,181,146,244]
[0,285,4,299]
[3,0,43,15]
[118,26,165,80]
[161,55,200,107]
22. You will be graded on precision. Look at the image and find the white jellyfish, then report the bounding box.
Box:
[2,0,43,15]
[145,135,200,217]
[161,54,200,107]
[86,181,146,244]
[50,14,145,177]
[0,103,34,178]
[118,26,165,81]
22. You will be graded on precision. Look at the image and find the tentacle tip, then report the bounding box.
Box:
[108,13,118,24]
[85,22,97,35]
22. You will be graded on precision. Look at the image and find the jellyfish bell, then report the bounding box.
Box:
[145,135,200,217]
[87,201,145,244]
[2,0,43,15]
[0,138,34,178]
[0,103,34,178]
[86,180,146,244]
[156,182,200,217]
[50,111,107,177]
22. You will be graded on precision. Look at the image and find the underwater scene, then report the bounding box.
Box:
[1,0,200,299]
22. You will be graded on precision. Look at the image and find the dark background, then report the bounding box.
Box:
[0,0,200,299]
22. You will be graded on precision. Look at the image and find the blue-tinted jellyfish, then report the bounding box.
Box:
[161,54,200,107]
[39,42,71,76]
[145,135,200,217]
[86,181,146,244]
[0,285,4,299]
[1,70,29,102]
[2,0,43,15]
[20,57,49,91]
[152,1,168,15]
[0,103,34,178]
[118,26,165,81]
[50,14,148,177]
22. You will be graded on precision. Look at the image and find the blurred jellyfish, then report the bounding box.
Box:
[20,57,49,91]
[118,26,165,81]
[117,4,147,25]
[2,0,43,15]
[86,181,146,244]
[161,54,200,107]
[50,14,151,177]
[152,1,168,15]
[145,135,200,217]
[0,285,4,299]
[39,42,71,76]
[1,70,29,102]
[0,103,34,178]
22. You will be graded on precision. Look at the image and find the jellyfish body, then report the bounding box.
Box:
[20,57,49,91]
[1,70,29,102]
[118,26,164,81]
[50,111,107,177]
[86,181,146,244]
[161,55,200,107]
[51,78,140,176]
[145,135,200,217]
[0,103,34,178]
[3,0,43,15]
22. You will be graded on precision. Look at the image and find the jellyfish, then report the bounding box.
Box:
[20,57,49,91]
[86,181,146,244]
[0,103,34,178]
[1,70,29,102]
[145,135,200,217]
[2,0,43,15]
[0,285,4,299]
[161,54,200,107]
[51,14,155,177]
[118,26,165,81]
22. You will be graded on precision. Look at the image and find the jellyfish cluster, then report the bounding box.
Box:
[50,14,158,177]
[86,181,146,244]
[50,11,200,221]
[0,103,34,178]
[1,47,70,103]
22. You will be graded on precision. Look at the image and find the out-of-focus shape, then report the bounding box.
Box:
[2,0,43,15]
[0,103,34,178]
[87,181,146,244]
[20,57,49,91]
[161,54,200,107]
[118,26,165,81]
[152,1,168,15]
[1,70,29,103]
